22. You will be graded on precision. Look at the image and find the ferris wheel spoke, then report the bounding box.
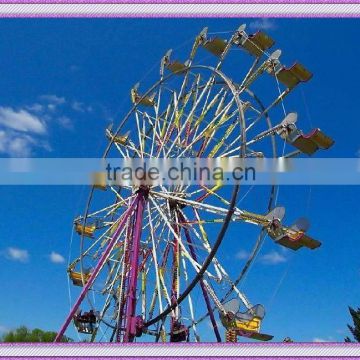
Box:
[184,211,254,312]
[138,110,177,157]
[179,209,223,282]
[159,75,200,157]
[211,124,239,158]
[239,54,275,93]
[180,252,199,341]
[113,140,129,158]
[135,110,145,158]
[108,186,126,203]
[195,185,230,211]
[151,190,230,217]
[150,190,276,231]
[221,119,280,157]
[177,210,222,342]
[149,195,216,278]
[177,96,237,157]
[155,91,178,157]
[142,111,163,158]
[187,87,226,148]
[151,241,174,318]
[192,87,230,140]
[106,196,134,218]
[147,203,166,319]
[85,196,131,220]
[78,221,127,263]
[205,101,257,157]
[165,76,217,157]
[153,60,167,157]
[239,57,260,89]
[245,85,293,134]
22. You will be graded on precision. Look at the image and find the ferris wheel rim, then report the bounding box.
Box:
[70,25,294,342]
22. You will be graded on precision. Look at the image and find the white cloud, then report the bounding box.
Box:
[236,250,250,260]
[7,134,35,156]
[260,250,287,265]
[71,101,93,113]
[313,337,327,342]
[249,18,276,31]
[26,103,44,113]
[49,251,65,264]
[4,247,29,262]
[0,129,49,156]
[57,116,73,130]
[0,94,93,156]
[71,101,85,112]
[313,336,334,342]
[0,107,46,134]
[40,95,66,112]
[40,94,66,106]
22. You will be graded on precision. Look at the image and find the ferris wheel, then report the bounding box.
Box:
[55,24,334,343]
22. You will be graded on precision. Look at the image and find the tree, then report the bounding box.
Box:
[345,307,360,342]
[1,326,71,342]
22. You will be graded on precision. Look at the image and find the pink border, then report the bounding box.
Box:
[0,1,358,18]
[1,342,359,358]
[1,342,360,346]
[0,12,358,17]
[0,0,360,3]
[3,358,360,360]
[2,358,360,360]
[0,1,358,357]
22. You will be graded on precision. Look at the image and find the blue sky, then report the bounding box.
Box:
[0,18,359,342]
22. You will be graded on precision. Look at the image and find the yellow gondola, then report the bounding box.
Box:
[220,300,273,342]
[290,128,334,155]
[274,62,312,89]
[198,26,228,57]
[105,128,128,146]
[221,312,261,333]
[203,37,227,57]
[131,83,156,106]
[163,49,189,75]
[237,30,275,57]
[267,218,321,251]
[166,60,188,74]
[75,222,96,238]
[91,171,107,191]
[68,270,92,287]
[278,121,334,155]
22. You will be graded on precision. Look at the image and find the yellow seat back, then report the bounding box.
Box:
[75,223,96,238]
[69,271,91,286]
[203,38,227,57]
[221,315,261,333]
[92,172,107,191]
[113,135,128,145]
[235,316,261,332]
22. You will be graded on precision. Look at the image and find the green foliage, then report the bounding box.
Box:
[1,326,71,342]
[345,307,360,343]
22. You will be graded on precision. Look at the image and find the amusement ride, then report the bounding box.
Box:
[55,24,334,343]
